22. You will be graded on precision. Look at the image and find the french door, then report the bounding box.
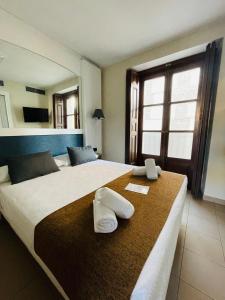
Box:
[137,54,205,186]
[53,90,80,129]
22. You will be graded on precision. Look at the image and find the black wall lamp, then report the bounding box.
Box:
[93,109,105,120]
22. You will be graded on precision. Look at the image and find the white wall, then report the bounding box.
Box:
[0,9,103,152]
[0,9,81,75]
[0,80,49,128]
[81,59,102,153]
[102,18,225,201]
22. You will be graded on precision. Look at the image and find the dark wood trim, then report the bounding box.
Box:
[126,41,222,194]
[142,98,198,108]
[63,95,67,128]
[136,52,205,187]
[125,69,140,164]
[53,94,57,128]
[192,38,223,197]
[138,52,205,78]
[53,88,79,129]
[142,130,195,133]
[137,78,144,165]
[125,70,132,164]
[61,89,78,98]
[76,87,80,129]
[162,67,171,169]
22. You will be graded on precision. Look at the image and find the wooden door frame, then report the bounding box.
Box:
[125,40,223,196]
[125,70,140,164]
[53,89,79,129]
[125,53,205,166]
[137,53,205,173]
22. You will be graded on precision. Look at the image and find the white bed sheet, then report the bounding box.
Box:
[0,160,187,300]
[0,160,131,249]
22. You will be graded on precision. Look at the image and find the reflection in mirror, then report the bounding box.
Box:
[0,91,13,128]
[53,88,80,129]
[0,40,81,129]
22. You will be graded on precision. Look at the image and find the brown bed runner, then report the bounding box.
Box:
[34,171,185,300]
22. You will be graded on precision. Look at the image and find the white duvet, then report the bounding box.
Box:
[0,160,131,249]
[0,160,187,300]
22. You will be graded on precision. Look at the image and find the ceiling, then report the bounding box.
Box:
[0,40,74,88]
[0,0,225,67]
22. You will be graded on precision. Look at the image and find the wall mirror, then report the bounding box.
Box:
[0,40,81,129]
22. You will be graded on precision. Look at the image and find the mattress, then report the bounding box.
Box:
[0,160,187,300]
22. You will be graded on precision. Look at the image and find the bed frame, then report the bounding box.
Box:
[0,128,83,298]
[0,129,187,299]
[0,128,83,166]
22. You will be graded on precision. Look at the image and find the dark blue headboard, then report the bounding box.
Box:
[0,134,83,166]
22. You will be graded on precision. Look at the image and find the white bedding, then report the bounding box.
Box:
[0,159,187,300]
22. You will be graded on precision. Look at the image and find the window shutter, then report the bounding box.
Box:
[125,69,140,164]
[192,39,223,197]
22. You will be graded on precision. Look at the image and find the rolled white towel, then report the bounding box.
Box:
[156,165,162,175]
[95,187,134,219]
[145,158,158,180]
[93,199,118,233]
[132,166,146,176]
[133,165,162,176]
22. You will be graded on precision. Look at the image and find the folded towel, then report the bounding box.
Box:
[95,187,134,219]
[145,158,158,180]
[93,199,118,233]
[133,165,162,176]
[156,165,162,175]
[132,166,146,176]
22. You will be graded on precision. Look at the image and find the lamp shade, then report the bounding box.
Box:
[93,109,105,119]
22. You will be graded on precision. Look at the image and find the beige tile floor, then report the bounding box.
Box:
[167,193,225,300]
[0,193,225,300]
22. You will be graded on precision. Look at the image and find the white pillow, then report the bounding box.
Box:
[54,154,71,167]
[54,159,66,167]
[0,165,10,183]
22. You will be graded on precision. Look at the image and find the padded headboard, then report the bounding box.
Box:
[0,133,83,166]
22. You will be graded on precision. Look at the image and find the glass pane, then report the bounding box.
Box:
[143,76,165,105]
[143,105,163,130]
[66,96,76,114]
[67,115,75,129]
[171,68,200,102]
[170,102,197,130]
[142,132,161,155]
[168,132,193,159]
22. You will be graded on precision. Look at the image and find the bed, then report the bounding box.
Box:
[0,159,187,300]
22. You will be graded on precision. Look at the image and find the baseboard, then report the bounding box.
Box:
[203,195,225,205]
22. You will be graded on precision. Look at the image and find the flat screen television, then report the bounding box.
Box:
[23,107,49,123]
